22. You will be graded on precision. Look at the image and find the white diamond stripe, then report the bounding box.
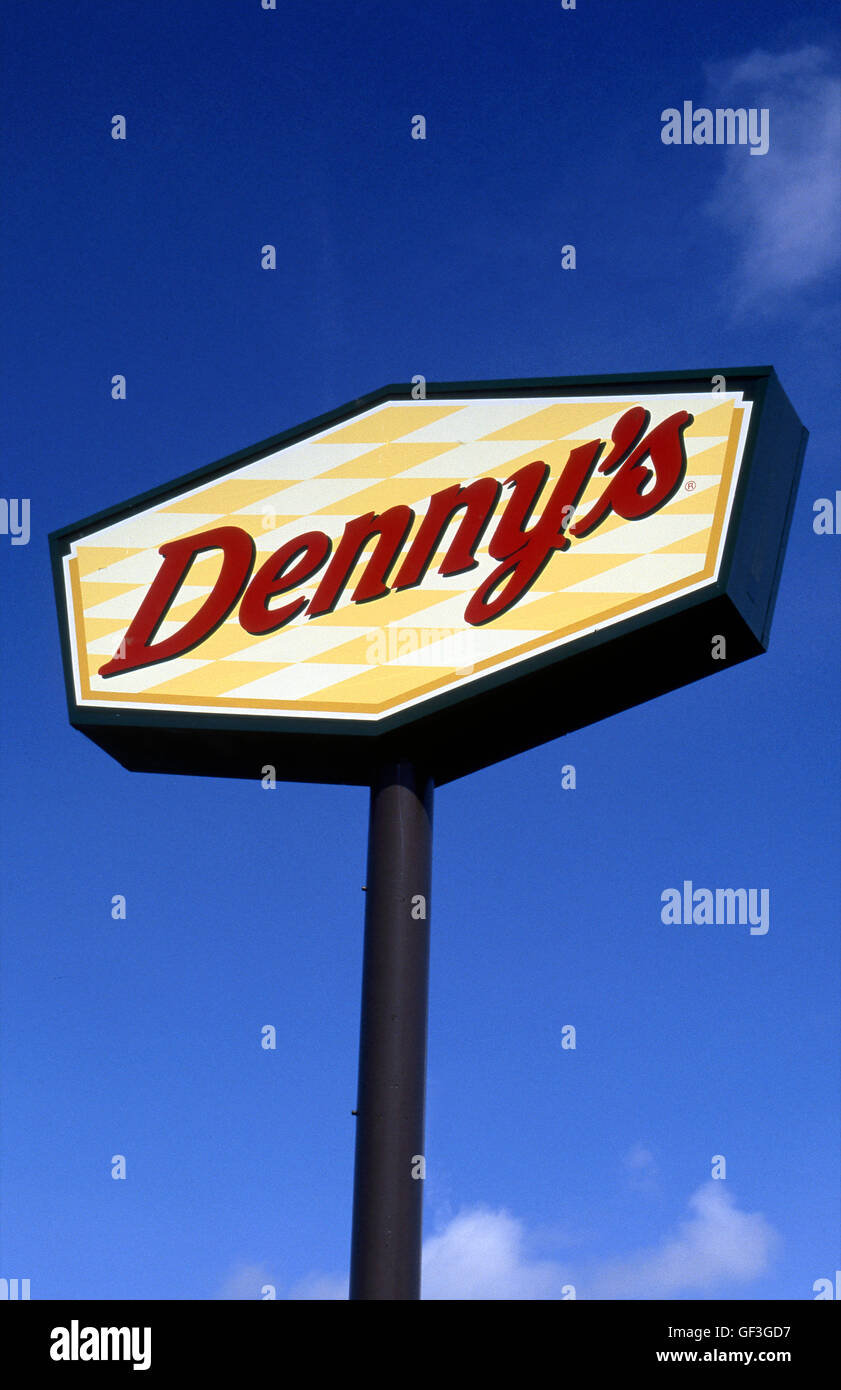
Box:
[234,442,383,481]
[75,551,168,584]
[82,586,208,620]
[560,412,628,440]
[684,435,727,458]
[87,659,212,694]
[396,440,553,478]
[394,400,565,443]
[75,514,223,548]
[223,663,370,700]
[564,553,704,593]
[575,514,713,555]
[238,478,373,516]
[220,625,373,663]
[387,628,547,668]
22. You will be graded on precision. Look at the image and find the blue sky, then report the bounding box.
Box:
[1,0,839,1300]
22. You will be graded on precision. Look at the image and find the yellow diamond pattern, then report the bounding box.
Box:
[66,393,748,718]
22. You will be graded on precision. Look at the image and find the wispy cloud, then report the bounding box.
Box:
[287,1271,348,1300]
[589,1182,779,1299]
[703,45,841,311]
[623,1142,659,1192]
[214,1262,275,1300]
[219,1181,779,1300]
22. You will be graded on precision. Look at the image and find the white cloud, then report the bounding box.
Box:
[217,1182,778,1300]
[421,1208,572,1300]
[287,1272,348,1300]
[214,1262,274,1300]
[589,1182,779,1299]
[420,1184,777,1299]
[624,1143,656,1170]
[703,45,841,308]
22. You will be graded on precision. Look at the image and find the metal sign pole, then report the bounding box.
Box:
[349,759,434,1300]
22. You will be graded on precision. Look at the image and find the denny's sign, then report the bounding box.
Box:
[51,370,807,785]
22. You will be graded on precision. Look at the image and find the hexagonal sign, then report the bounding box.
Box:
[51,369,806,785]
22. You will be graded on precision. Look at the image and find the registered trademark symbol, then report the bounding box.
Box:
[685,480,696,491]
